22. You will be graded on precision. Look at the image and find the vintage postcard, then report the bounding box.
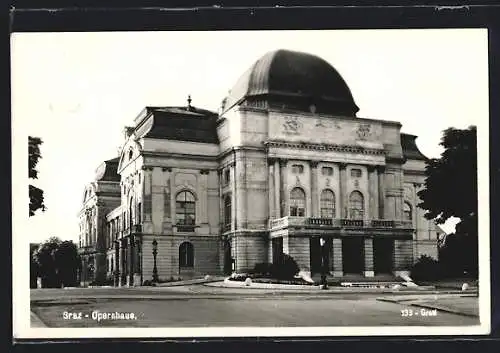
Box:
[12,29,490,339]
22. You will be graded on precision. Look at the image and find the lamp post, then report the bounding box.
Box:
[152,239,159,283]
[319,237,328,290]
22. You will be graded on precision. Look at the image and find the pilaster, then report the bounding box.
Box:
[364,238,374,277]
[332,238,343,277]
[274,159,281,218]
[368,166,379,220]
[377,166,385,219]
[279,159,288,217]
[310,161,319,217]
[338,163,347,218]
[268,158,276,220]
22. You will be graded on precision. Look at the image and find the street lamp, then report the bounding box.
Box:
[152,239,159,283]
[319,237,328,290]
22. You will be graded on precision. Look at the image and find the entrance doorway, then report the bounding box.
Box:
[373,238,394,275]
[272,237,283,264]
[342,237,364,274]
[310,236,332,276]
[223,241,232,274]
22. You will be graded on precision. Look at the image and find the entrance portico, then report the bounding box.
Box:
[269,216,414,278]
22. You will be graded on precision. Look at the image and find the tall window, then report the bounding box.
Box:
[349,191,364,219]
[176,191,196,225]
[224,169,231,185]
[289,187,306,216]
[292,164,304,174]
[403,202,412,221]
[322,167,334,176]
[351,168,362,178]
[224,195,232,227]
[137,202,142,224]
[320,189,335,218]
[179,242,194,267]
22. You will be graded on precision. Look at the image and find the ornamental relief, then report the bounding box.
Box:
[174,172,196,188]
[282,116,303,135]
[272,113,383,146]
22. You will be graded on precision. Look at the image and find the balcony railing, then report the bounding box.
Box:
[175,224,196,232]
[269,216,413,230]
[222,223,232,232]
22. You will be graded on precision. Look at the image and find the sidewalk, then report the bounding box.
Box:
[155,276,226,287]
[377,293,479,318]
[30,311,47,327]
[204,278,437,292]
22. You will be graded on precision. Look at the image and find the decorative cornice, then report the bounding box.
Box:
[200,169,210,175]
[338,162,347,170]
[264,140,385,156]
[278,158,288,167]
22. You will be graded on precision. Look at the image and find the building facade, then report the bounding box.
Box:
[79,49,439,286]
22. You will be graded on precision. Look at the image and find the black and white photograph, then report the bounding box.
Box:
[12,29,490,338]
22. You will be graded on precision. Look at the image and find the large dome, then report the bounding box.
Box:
[222,49,359,116]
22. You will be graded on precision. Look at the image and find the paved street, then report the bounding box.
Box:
[30,285,479,328]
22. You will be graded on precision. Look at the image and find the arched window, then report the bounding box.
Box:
[176,191,196,226]
[179,242,194,268]
[320,189,335,218]
[349,191,364,219]
[404,202,412,221]
[224,195,231,228]
[290,187,306,216]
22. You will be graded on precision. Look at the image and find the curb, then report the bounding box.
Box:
[376,298,479,318]
[30,310,48,327]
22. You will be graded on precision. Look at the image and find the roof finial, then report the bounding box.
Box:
[187,94,192,109]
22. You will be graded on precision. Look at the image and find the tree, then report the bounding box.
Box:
[417,126,477,276]
[29,136,46,216]
[30,243,40,288]
[33,237,62,288]
[54,241,80,287]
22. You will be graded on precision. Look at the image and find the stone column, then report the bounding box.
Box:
[162,168,172,229]
[279,159,288,217]
[310,161,319,217]
[230,162,236,230]
[268,159,276,221]
[274,159,281,218]
[364,238,374,277]
[235,151,248,229]
[377,166,385,219]
[114,240,120,286]
[199,170,209,224]
[368,166,379,220]
[217,169,224,231]
[119,239,126,287]
[338,163,347,218]
[134,238,142,286]
[332,238,343,277]
[128,236,135,286]
[142,166,153,223]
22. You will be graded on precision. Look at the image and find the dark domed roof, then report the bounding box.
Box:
[222,49,359,116]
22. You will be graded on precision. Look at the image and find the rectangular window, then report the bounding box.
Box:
[322,166,334,176]
[351,168,362,178]
[292,164,304,174]
[224,169,231,184]
[290,206,305,217]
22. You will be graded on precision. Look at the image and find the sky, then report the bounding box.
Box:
[11,29,488,244]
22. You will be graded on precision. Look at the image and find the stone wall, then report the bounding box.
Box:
[231,234,267,272]
[141,235,221,281]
